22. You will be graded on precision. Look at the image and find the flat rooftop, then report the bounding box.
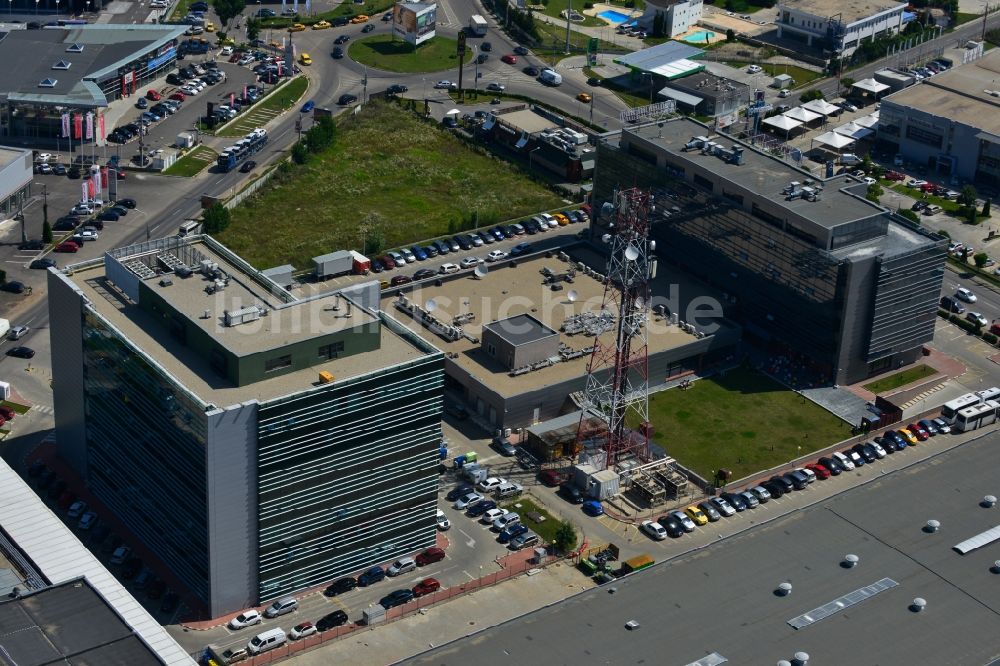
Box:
[381,253,699,397]
[781,0,904,23]
[885,50,1000,137]
[66,251,428,409]
[407,430,1000,665]
[495,109,560,135]
[0,145,30,171]
[617,118,884,229]
[0,579,167,666]
[829,216,939,261]
[483,313,558,346]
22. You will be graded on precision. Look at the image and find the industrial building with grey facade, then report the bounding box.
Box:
[876,49,1000,186]
[591,117,946,387]
[47,235,444,617]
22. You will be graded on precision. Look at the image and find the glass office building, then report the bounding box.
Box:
[50,237,443,617]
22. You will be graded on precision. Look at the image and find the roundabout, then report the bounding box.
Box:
[348,34,465,73]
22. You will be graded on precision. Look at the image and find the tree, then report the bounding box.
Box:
[213,0,246,30]
[841,76,855,93]
[960,247,970,263]
[959,184,978,208]
[983,199,991,217]
[897,208,920,223]
[866,182,883,202]
[974,251,989,268]
[42,220,53,244]
[936,228,950,238]
[553,519,577,553]
[291,140,309,164]
[726,28,735,42]
[304,116,336,154]
[202,202,231,234]
[652,11,664,38]
[246,17,261,42]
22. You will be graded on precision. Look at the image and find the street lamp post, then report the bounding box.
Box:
[35,0,39,15]
[528,146,541,170]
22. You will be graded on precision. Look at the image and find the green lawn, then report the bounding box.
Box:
[954,11,980,25]
[215,101,562,269]
[162,146,217,177]
[535,0,606,27]
[349,35,464,73]
[727,61,825,86]
[582,68,652,108]
[642,366,852,481]
[863,364,938,394]
[1,401,30,415]
[884,182,970,218]
[217,76,309,138]
[500,498,571,547]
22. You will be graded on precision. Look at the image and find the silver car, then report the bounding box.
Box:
[710,496,736,517]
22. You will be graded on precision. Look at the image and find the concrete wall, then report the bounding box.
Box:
[0,147,32,217]
[878,100,982,182]
[47,269,88,473]
[205,401,259,617]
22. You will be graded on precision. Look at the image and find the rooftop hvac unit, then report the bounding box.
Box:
[224,305,262,327]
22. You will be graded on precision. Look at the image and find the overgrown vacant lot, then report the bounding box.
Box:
[217,101,563,269]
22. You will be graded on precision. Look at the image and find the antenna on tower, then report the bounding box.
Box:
[574,186,653,470]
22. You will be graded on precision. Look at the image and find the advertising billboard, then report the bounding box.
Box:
[393,2,437,46]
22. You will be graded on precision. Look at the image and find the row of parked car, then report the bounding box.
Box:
[24,460,181,615]
[445,482,540,550]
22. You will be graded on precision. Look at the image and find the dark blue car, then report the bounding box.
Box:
[358,566,385,587]
[410,245,428,261]
[582,500,604,517]
[466,500,497,517]
[301,99,315,113]
[379,589,415,608]
[498,522,529,543]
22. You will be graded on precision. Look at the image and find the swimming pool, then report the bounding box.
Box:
[682,30,716,43]
[598,9,631,23]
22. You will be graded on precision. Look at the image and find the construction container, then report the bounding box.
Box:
[621,554,655,574]
[318,370,334,384]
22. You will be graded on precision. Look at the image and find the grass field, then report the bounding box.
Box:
[349,35,464,73]
[642,367,851,481]
[162,146,217,177]
[499,498,571,547]
[216,101,563,269]
[863,364,938,394]
[727,61,825,86]
[217,76,308,138]
[537,0,605,27]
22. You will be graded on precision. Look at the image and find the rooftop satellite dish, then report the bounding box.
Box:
[426,299,437,312]
[625,244,639,261]
[474,265,488,278]
[601,201,614,217]
[567,289,578,303]
[634,296,645,310]
[601,233,612,243]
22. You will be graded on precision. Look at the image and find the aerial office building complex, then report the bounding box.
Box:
[48,236,444,617]
[591,118,946,386]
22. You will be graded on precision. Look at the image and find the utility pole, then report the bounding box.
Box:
[18,198,26,244]
[983,2,990,42]
[565,0,572,54]
[363,66,368,102]
[41,183,48,230]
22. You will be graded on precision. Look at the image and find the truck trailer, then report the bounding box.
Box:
[539,69,562,86]
[469,14,488,36]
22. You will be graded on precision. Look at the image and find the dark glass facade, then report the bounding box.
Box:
[868,242,944,361]
[81,310,209,600]
[255,356,443,599]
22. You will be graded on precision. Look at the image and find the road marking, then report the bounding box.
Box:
[457,527,476,548]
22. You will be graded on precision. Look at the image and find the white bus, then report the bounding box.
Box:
[940,393,985,424]
[954,400,999,433]
[975,387,1000,403]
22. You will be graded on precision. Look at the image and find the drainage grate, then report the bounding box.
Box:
[685,653,728,666]
[787,577,898,629]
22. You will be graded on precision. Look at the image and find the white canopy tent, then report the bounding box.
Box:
[852,78,890,95]
[801,99,841,117]
[834,121,874,140]
[783,106,823,124]
[763,114,803,138]
[855,113,880,129]
[811,130,855,151]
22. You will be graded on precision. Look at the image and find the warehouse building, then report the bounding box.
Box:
[876,49,1000,186]
[776,0,908,57]
[591,117,946,385]
[48,235,444,618]
[659,71,750,118]
[0,145,33,219]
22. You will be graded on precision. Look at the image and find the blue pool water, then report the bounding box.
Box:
[598,9,631,23]
[682,30,715,43]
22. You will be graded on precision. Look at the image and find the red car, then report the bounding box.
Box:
[907,423,930,441]
[412,577,440,597]
[390,274,411,286]
[169,91,186,102]
[885,170,905,181]
[539,469,566,486]
[805,463,831,480]
[381,255,396,269]
[501,54,517,65]
[415,547,446,566]
[55,241,80,253]
[0,405,15,421]
[919,182,938,193]
[146,89,161,101]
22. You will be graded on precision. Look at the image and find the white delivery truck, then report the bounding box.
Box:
[0,319,9,340]
[469,14,488,36]
[539,69,562,86]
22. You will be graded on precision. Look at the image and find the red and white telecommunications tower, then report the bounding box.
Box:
[575,186,654,470]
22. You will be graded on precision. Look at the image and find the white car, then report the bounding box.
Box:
[238,55,255,65]
[289,622,316,639]
[746,64,762,74]
[78,511,98,530]
[640,519,667,540]
[539,212,557,228]
[485,82,505,92]
[863,177,877,185]
[967,311,989,327]
[453,492,483,510]
[955,287,977,303]
[477,476,507,493]
[459,256,482,269]
[67,500,88,518]
[492,512,520,531]
[73,230,99,242]
[439,262,460,274]
[670,510,696,532]
[832,451,855,471]
[907,179,928,188]
[434,80,456,89]
[180,86,198,96]
[220,45,234,56]
[436,509,451,530]
[778,89,790,98]
[481,508,506,524]
[795,467,818,483]
[228,609,263,629]
[387,556,416,576]
[71,203,95,215]
[710,497,736,517]
[486,249,508,262]
[37,152,55,162]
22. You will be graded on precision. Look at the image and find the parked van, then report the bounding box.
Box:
[495,482,523,499]
[178,220,201,236]
[263,596,298,618]
[922,204,942,215]
[247,628,286,655]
